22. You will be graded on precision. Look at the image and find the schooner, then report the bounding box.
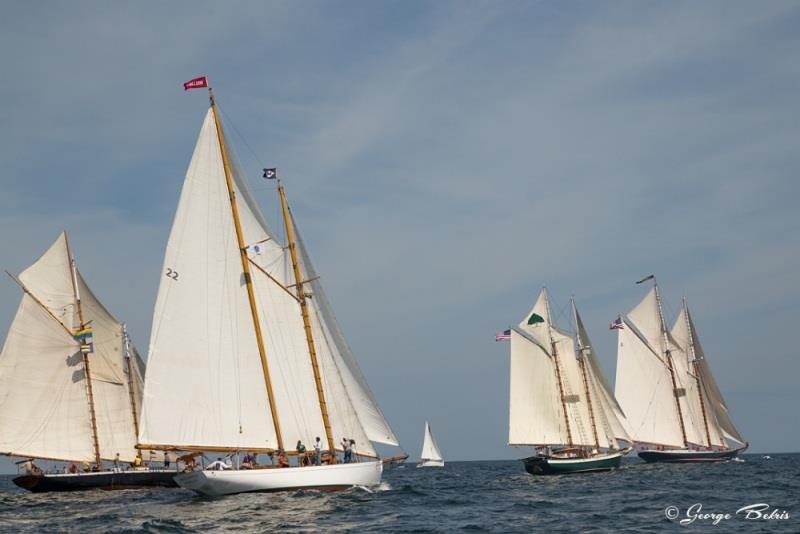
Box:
[508,289,632,475]
[137,80,401,495]
[0,233,177,491]
[614,276,747,462]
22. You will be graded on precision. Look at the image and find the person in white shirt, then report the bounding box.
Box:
[206,457,232,471]
[314,437,322,466]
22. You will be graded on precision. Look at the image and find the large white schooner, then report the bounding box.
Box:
[0,233,176,491]
[137,83,401,495]
[614,276,747,462]
[509,289,632,475]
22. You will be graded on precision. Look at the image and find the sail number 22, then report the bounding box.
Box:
[165,268,179,281]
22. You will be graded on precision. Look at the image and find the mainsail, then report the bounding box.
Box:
[420,421,443,462]
[0,233,143,462]
[509,289,629,449]
[139,103,396,458]
[671,301,744,447]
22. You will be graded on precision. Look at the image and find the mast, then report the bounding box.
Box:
[544,290,573,447]
[652,279,689,448]
[122,323,141,449]
[571,298,600,450]
[277,177,337,462]
[683,298,713,448]
[64,232,102,466]
[208,88,284,451]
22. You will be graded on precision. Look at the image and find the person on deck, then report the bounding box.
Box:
[344,440,353,463]
[277,450,289,468]
[133,455,143,468]
[206,457,231,471]
[113,453,120,470]
[314,437,322,466]
[163,452,170,469]
[69,463,78,474]
[296,440,307,466]
[82,461,90,472]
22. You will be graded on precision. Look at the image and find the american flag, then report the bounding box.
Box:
[609,318,625,330]
[495,329,511,341]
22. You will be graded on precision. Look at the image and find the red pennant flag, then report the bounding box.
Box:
[183,76,208,91]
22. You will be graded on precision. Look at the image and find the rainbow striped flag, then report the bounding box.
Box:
[73,327,93,341]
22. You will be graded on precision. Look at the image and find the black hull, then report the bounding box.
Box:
[13,470,179,493]
[638,448,741,463]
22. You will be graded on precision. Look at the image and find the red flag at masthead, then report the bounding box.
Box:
[183,76,209,91]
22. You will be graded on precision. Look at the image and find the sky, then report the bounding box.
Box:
[1,1,798,472]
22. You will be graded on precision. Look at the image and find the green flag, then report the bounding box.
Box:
[527,313,545,325]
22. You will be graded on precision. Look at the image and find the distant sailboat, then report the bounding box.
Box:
[508,289,632,475]
[137,82,400,496]
[0,233,177,492]
[614,276,747,462]
[417,422,444,467]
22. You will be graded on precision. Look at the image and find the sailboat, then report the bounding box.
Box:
[509,289,633,475]
[614,276,747,462]
[136,81,400,496]
[0,233,177,492]
[417,422,444,467]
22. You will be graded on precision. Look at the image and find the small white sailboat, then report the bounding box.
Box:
[137,80,401,495]
[614,276,747,462]
[417,422,444,467]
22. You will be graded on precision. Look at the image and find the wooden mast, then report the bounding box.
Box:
[683,298,713,449]
[277,177,337,463]
[122,323,141,447]
[544,290,574,447]
[208,87,284,451]
[652,279,689,448]
[64,232,102,466]
[571,298,600,451]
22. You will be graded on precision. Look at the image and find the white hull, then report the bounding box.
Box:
[175,460,383,496]
[417,459,444,468]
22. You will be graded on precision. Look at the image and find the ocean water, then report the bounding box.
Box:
[0,455,797,533]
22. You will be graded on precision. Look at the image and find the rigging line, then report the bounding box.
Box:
[217,102,267,170]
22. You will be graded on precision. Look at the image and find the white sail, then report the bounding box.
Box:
[76,274,141,461]
[0,294,94,462]
[420,421,443,462]
[140,106,385,458]
[675,305,744,446]
[294,220,398,447]
[574,306,631,448]
[139,109,278,451]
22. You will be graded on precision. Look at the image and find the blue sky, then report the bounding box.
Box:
[1,1,798,472]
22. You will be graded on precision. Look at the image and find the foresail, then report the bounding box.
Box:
[0,294,95,462]
[139,109,278,451]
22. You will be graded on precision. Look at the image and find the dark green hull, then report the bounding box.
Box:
[523,452,622,475]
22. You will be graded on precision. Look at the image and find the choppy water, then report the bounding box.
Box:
[0,455,798,533]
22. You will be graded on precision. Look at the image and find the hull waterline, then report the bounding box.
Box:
[523,451,623,476]
[638,446,745,463]
[175,460,383,496]
[12,469,179,492]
